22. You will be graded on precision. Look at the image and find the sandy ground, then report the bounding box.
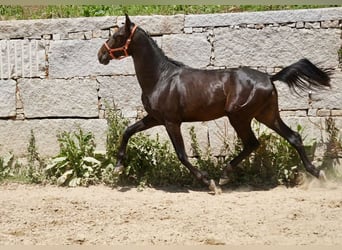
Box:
[0,179,342,246]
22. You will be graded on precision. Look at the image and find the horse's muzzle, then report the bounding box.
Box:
[98,48,110,65]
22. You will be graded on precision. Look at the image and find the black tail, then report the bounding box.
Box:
[271,58,332,93]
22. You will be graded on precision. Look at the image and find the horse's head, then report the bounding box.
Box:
[98,14,137,65]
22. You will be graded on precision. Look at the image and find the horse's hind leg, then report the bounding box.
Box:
[256,112,325,180]
[220,116,260,185]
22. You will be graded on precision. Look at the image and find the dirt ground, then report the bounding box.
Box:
[0,178,342,246]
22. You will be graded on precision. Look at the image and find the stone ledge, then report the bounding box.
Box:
[185,7,342,28]
[0,16,117,40]
[117,14,184,35]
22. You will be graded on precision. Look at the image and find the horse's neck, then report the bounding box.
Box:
[131,37,168,94]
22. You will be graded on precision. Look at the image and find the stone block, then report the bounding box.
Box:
[48,39,135,78]
[184,27,193,34]
[310,71,342,109]
[84,31,92,40]
[213,26,340,68]
[321,20,340,28]
[317,109,331,117]
[97,76,142,114]
[0,119,107,157]
[68,32,86,40]
[276,83,309,110]
[0,79,16,117]
[296,22,305,28]
[331,110,342,116]
[92,29,109,39]
[162,33,211,68]
[280,111,298,117]
[0,40,46,79]
[18,78,99,118]
[304,22,320,29]
[307,109,317,116]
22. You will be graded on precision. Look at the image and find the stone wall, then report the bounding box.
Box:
[0,8,341,159]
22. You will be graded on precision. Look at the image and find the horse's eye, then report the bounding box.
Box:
[115,35,124,44]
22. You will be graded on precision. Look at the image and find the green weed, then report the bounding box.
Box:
[45,128,103,187]
[0,153,15,181]
[320,117,342,179]
[104,106,188,187]
[228,124,314,187]
[26,130,45,184]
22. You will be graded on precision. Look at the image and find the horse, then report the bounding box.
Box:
[98,14,331,193]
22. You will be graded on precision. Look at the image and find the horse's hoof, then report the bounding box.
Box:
[209,179,222,195]
[113,165,124,175]
[219,177,230,186]
[319,170,327,182]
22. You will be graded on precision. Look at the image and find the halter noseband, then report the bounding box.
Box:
[104,24,138,60]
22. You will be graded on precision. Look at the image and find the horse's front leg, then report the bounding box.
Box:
[114,115,161,174]
[165,121,221,194]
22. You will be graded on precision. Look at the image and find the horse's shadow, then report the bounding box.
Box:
[115,183,276,194]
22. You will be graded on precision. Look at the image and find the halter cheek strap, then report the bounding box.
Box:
[105,24,138,60]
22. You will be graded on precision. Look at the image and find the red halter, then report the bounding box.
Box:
[104,25,138,60]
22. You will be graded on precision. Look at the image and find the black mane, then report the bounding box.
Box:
[137,27,186,68]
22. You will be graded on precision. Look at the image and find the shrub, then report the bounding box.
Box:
[45,128,103,187]
[122,134,189,187]
[0,153,15,181]
[321,117,342,179]
[188,126,227,184]
[105,107,316,188]
[105,107,189,187]
[26,130,45,184]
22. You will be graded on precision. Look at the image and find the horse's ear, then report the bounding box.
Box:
[113,25,119,33]
[125,13,132,33]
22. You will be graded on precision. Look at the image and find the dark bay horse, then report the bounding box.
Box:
[98,14,331,192]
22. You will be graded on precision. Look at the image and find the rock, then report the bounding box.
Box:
[97,76,142,114]
[213,26,340,68]
[48,39,135,78]
[0,16,117,39]
[310,72,342,110]
[0,40,46,79]
[0,79,16,118]
[162,33,211,68]
[0,119,107,157]
[18,78,99,118]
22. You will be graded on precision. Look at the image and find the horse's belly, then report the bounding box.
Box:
[182,103,226,122]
